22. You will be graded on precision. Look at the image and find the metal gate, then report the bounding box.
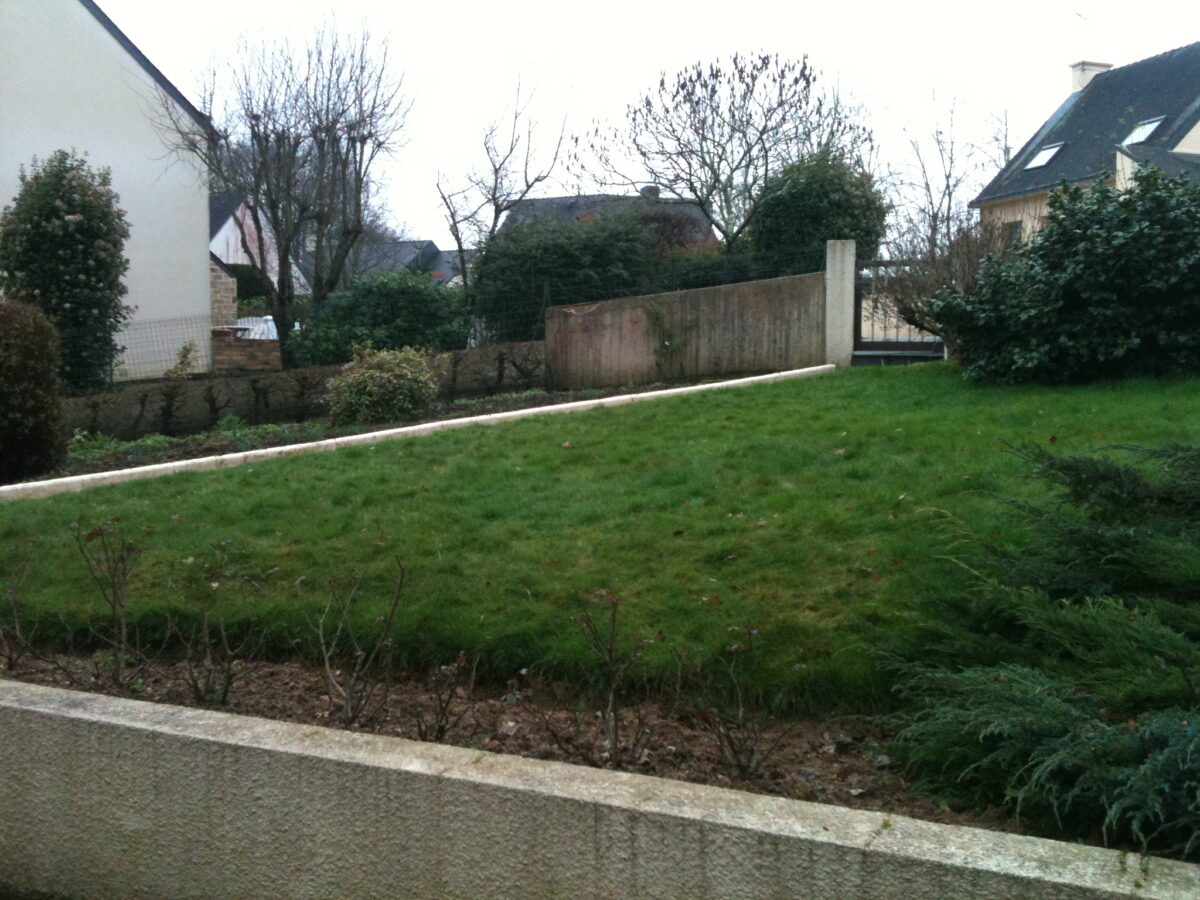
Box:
[853,259,944,366]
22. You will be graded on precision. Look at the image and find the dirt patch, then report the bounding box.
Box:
[1,653,1016,836]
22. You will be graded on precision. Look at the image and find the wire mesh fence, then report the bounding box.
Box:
[112,314,213,382]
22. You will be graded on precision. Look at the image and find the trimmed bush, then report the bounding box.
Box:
[473,214,661,341]
[745,149,888,277]
[0,150,132,393]
[292,270,469,366]
[0,301,66,481]
[930,167,1200,384]
[325,345,436,425]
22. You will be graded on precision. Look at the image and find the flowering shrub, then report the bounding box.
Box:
[0,150,132,393]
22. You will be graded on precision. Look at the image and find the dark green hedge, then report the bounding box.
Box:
[931,167,1200,384]
[0,301,66,481]
[291,270,469,366]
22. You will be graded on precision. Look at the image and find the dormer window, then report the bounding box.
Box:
[1121,117,1164,146]
[1025,143,1063,169]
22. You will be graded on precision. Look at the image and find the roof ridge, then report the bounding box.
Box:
[78,0,208,128]
[1095,40,1200,79]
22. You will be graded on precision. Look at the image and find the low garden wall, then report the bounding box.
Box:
[68,341,546,440]
[2,681,1195,899]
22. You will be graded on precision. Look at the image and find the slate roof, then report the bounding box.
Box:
[79,1,208,128]
[209,190,243,240]
[1118,144,1200,180]
[973,42,1200,206]
[501,193,715,242]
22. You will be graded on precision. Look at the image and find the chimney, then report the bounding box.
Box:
[1070,60,1112,92]
[639,185,660,200]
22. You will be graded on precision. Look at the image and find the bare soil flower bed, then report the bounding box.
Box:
[1,652,1015,837]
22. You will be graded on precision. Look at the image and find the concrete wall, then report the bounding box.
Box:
[0,0,211,381]
[2,681,1196,899]
[545,272,826,390]
[544,241,857,390]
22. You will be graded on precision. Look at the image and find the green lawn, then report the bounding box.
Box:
[4,363,1198,712]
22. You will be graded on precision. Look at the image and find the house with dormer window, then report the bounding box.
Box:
[972,43,1200,243]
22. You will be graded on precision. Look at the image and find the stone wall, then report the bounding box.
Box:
[68,342,548,440]
[210,260,238,329]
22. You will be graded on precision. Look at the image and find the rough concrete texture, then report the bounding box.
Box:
[2,682,1196,899]
[1,364,834,502]
[544,272,826,390]
[824,239,856,368]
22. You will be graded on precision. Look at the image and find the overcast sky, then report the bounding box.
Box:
[100,0,1200,246]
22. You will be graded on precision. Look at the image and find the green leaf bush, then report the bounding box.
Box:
[472,214,662,341]
[930,167,1200,383]
[291,270,469,366]
[0,301,66,481]
[0,150,132,393]
[325,345,436,426]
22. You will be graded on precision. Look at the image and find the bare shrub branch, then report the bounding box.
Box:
[311,567,404,728]
[74,520,146,690]
[437,85,564,296]
[412,650,479,743]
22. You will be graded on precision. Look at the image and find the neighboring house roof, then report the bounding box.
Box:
[428,249,474,286]
[973,42,1200,207]
[501,193,716,242]
[339,239,473,286]
[209,190,243,240]
[78,0,208,128]
[378,239,441,270]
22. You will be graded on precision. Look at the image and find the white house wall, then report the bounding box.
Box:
[0,0,210,381]
[210,208,282,284]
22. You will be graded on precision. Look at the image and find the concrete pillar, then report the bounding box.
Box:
[824,240,855,367]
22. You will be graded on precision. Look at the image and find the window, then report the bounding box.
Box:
[1002,221,1024,248]
[1024,144,1063,169]
[1121,117,1164,146]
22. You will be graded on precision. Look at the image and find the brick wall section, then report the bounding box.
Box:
[209,261,238,328]
[211,328,282,372]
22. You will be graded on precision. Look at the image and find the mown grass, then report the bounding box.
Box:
[3,363,1198,713]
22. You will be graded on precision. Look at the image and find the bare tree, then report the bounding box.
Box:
[884,104,1008,333]
[436,87,564,295]
[160,30,409,364]
[298,184,408,291]
[577,54,874,248]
